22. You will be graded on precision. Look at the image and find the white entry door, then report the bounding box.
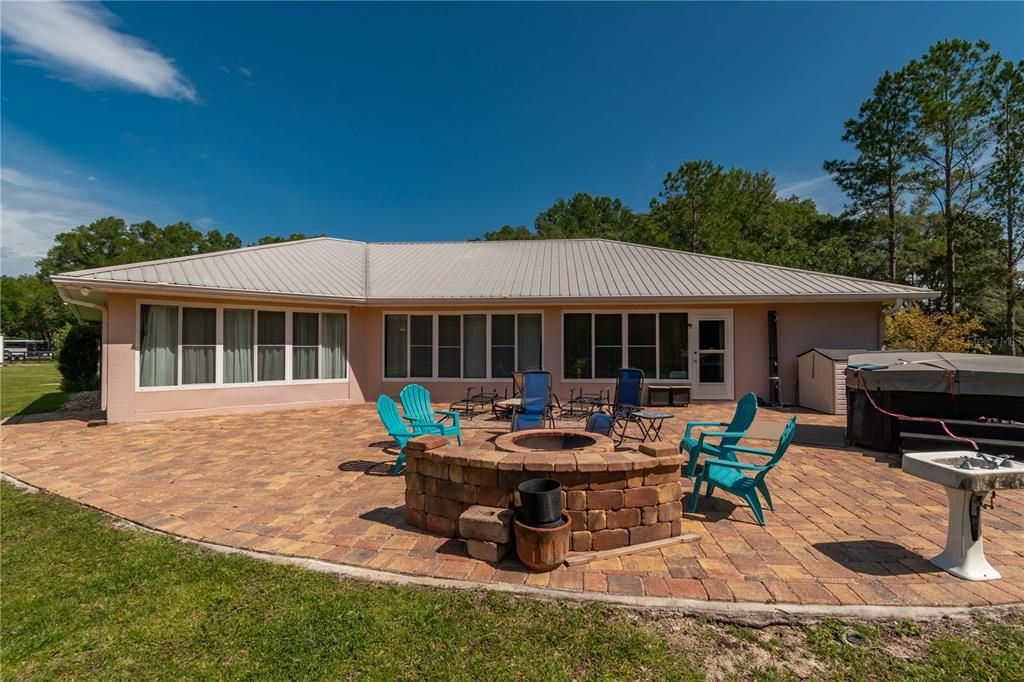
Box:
[689,311,734,399]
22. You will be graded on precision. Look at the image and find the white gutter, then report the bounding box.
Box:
[55,287,109,412]
[48,277,938,307]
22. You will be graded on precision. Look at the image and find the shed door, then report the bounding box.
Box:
[689,312,733,399]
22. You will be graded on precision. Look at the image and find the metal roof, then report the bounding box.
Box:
[55,238,367,301]
[53,237,936,303]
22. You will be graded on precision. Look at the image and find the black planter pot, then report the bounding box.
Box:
[517,478,562,527]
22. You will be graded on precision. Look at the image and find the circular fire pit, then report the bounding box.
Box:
[402,434,686,553]
[494,428,614,454]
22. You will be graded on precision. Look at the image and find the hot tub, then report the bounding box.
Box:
[845,352,1024,455]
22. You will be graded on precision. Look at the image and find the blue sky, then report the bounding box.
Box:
[2,2,1021,274]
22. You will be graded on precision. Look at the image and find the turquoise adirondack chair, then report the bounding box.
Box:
[399,384,462,446]
[680,392,758,478]
[688,416,796,526]
[376,394,423,474]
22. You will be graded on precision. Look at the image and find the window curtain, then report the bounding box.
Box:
[292,313,319,380]
[463,314,486,378]
[322,313,347,379]
[257,311,286,381]
[517,314,542,371]
[384,315,408,378]
[182,308,216,384]
[224,309,254,383]
[139,304,178,387]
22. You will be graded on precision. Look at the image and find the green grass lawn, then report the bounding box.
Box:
[2,483,1022,680]
[0,361,69,418]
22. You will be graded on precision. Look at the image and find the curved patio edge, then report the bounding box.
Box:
[5,473,1022,625]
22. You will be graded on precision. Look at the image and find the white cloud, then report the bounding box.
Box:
[0,167,132,275]
[1,1,197,102]
[777,174,845,214]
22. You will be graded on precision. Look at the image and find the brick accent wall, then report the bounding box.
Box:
[403,437,685,552]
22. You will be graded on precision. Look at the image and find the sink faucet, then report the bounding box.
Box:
[977,452,1012,469]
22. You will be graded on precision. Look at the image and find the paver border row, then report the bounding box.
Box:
[5,473,1022,625]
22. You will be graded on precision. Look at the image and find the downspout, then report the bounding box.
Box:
[55,287,109,412]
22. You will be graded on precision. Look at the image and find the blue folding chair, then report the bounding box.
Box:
[511,370,555,431]
[680,392,758,478]
[689,417,796,526]
[399,383,462,446]
[608,368,646,444]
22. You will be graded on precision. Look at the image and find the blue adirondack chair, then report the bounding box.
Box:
[511,371,554,431]
[688,416,796,526]
[680,392,758,478]
[376,394,423,474]
[399,384,462,445]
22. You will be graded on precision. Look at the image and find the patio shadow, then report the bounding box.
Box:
[339,460,395,476]
[359,506,412,530]
[812,540,942,576]
[681,492,748,524]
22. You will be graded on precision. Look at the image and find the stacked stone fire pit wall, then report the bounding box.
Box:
[402,437,686,552]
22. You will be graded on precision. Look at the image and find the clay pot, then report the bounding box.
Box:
[513,514,571,572]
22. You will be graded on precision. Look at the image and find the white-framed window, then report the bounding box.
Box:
[561,311,696,381]
[383,311,542,380]
[137,301,348,390]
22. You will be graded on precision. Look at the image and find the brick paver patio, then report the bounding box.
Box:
[3,402,1024,607]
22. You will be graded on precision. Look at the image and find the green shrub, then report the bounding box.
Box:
[52,323,74,358]
[56,324,100,392]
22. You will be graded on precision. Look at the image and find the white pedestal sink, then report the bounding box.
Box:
[902,451,1024,581]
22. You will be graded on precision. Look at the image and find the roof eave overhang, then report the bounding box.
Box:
[353,291,937,306]
[51,276,937,307]
[50,277,368,306]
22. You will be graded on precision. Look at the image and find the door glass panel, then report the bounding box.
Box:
[699,354,725,383]
[699,320,725,350]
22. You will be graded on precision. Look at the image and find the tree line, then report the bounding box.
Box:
[1,217,321,346]
[2,39,1020,355]
[480,40,1023,355]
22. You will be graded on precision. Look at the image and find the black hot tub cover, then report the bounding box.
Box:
[846,352,1024,398]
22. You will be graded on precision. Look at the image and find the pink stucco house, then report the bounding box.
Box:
[51,237,933,423]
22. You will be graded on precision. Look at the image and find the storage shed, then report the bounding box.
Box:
[797,348,866,415]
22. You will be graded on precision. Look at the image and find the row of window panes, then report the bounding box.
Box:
[384,313,541,379]
[139,304,347,387]
[563,312,694,380]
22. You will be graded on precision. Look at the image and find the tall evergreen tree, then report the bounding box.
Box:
[904,39,1000,312]
[824,70,917,282]
[984,59,1024,354]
